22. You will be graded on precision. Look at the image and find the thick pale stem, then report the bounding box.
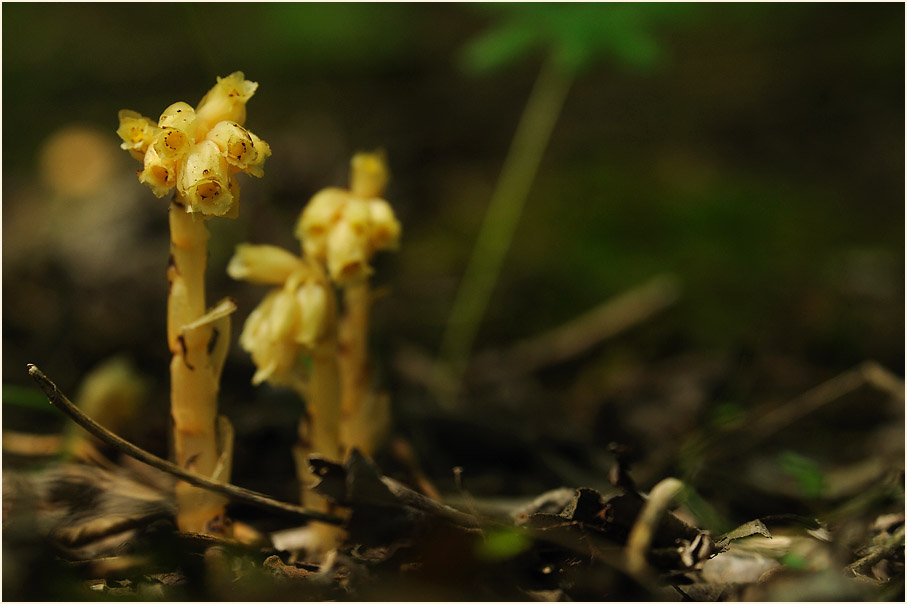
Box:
[309,341,342,463]
[293,341,346,553]
[168,198,230,534]
[292,403,317,507]
[338,281,371,452]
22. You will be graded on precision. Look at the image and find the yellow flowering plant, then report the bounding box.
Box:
[117,72,271,535]
[296,152,400,457]
[229,151,400,552]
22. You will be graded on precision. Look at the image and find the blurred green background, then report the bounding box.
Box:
[3,4,903,503]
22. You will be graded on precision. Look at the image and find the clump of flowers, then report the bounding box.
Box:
[117,72,270,216]
[117,72,270,535]
[228,248,332,392]
[229,151,400,552]
[297,152,400,284]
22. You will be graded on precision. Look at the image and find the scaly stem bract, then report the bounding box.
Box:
[338,280,372,451]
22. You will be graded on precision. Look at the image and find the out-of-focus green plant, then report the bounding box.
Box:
[779,450,826,500]
[460,3,698,75]
[3,384,57,413]
[475,527,532,562]
[437,4,701,404]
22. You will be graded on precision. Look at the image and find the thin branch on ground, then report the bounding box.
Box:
[734,360,904,447]
[27,364,344,526]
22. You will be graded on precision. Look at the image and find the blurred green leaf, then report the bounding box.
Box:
[682,485,733,534]
[475,527,532,561]
[779,451,826,499]
[460,21,538,74]
[711,402,745,430]
[3,384,54,413]
[461,3,701,75]
[780,552,809,570]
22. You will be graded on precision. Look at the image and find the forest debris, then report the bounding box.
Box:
[728,360,904,450]
[263,554,314,580]
[1,430,63,456]
[714,518,772,550]
[519,485,700,548]
[700,551,780,584]
[2,463,175,559]
[65,555,151,579]
[741,568,881,601]
[512,487,578,520]
[522,588,568,601]
[389,436,442,501]
[871,512,904,534]
[310,449,481,545]
[627,478,694,576]
[848,523,905,579]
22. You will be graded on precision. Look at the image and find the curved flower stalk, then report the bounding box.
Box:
[117,72,270,535]
[297,152,401,457]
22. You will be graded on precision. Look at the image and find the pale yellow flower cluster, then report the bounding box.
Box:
[231,152,400,392]
[117,72,270,217]
[296,153,401,284]
[227,245,330,387]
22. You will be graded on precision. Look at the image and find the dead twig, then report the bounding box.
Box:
[470,274,681,383]
[848,525,906,578]
[496,274,682,376]
[394,274,681,393]
[732,360,904,448]
[27,364,344,526]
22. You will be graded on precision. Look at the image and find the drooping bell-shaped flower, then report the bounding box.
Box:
[178,140,235,216]
[117,110,160,161]
[206,121,271,177]
[229,241,334,388]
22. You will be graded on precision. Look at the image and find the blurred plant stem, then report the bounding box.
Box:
[436,54,573,407]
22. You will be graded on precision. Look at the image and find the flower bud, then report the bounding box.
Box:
[195,72,258,136]
[227,244,304,285]
[178,140,234,216]
[117,110,160,161]
[350,152,388,198]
